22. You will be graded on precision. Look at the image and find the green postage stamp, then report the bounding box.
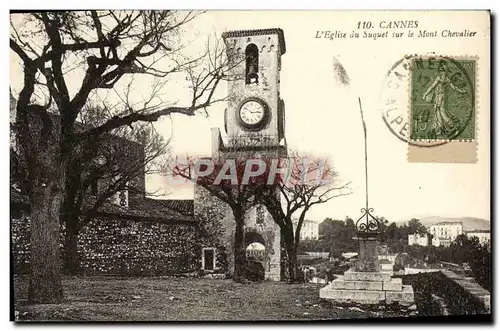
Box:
[409,56,476,141]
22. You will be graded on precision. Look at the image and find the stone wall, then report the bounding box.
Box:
[194,184,281,280]
[11,214,199,276]
[403,270,490,315]
[193,184,235,275]
[11,212,36,275]
[78,219,197,275]
[439,269,490,313]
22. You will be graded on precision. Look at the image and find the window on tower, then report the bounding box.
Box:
[245,44,259,85]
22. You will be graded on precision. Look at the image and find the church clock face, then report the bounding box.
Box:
[238,99,268,129]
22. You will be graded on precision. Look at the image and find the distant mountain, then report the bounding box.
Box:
[396,216,490,231]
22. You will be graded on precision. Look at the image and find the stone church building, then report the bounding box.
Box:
[11,28,288,281]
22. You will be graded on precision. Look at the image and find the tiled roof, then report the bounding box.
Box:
[466,229,490,234]
[11,188,194,224]
[432,222,463,226]
[222,28,286,55]
[89,196,194,224]
[94,203,193,224]
[143,198,194,216]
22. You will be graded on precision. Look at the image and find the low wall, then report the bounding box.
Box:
[439,269,490,313]
[78,218,198,275]
[403,270,490,316]
[304,252,329,258]
[405,268,440,275]
[11,215,200,276]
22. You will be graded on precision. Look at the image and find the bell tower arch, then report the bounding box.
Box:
[245,43,260,84]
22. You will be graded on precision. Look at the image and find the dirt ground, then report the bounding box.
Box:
[12,276,405,321]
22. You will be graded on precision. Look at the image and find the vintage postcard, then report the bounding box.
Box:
[9,10,490,322]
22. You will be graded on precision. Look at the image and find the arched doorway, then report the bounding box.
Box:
[245,231,266,281]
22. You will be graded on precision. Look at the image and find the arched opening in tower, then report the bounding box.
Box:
[245,231,265,280]
[245,44,259,85]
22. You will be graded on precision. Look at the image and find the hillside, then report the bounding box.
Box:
[397,216,490,231]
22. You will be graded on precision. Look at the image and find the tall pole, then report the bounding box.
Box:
[358,97,368,212]
[356,97,379,272]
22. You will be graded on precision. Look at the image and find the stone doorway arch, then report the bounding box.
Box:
[245,231,266,280]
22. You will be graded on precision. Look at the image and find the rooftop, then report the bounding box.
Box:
[431,222,463,226]
[79,196,195,224]
[222,28,286,55]
[466,229,490,234]
[10,186,194,224]
[93,198,193,224]
[142,198,194,216]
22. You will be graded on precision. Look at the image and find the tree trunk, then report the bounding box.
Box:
[62,216,79,275]
[288,246,299,282]
[232,207,246,283]
[28,184,64,304]
[283,226,299,283]
[61,162,82,275]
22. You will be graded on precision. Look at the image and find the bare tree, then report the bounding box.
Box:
[10,10,231,303]
[257,151,352,282]
[60,103,169,274]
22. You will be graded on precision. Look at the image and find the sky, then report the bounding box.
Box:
[9,11,490,223]
[148,11,490,223]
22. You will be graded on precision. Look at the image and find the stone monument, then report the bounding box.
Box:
[319,99,414,306]
[319,210,414,305]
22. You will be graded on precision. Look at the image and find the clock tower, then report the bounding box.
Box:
[216,28,286,151]
[199,28,287,282]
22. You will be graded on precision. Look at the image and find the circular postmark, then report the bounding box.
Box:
[380,54,475,147]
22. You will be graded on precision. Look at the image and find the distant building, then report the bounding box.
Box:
[294,219,319,240]
[408,233,429,246]
[429,222,463,247]
[432,237,452,247]
[465,230,491,246]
